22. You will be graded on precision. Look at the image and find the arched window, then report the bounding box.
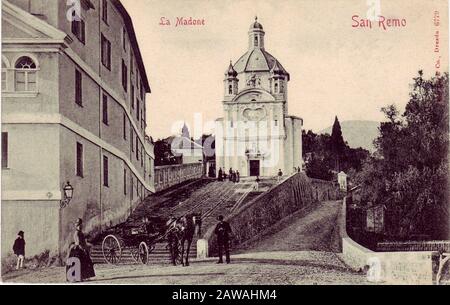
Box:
[228,84,233,95]
[15,56,37,92]
[254,35,258,47]
[274,82,279,93]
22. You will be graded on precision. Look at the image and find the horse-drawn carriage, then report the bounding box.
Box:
[101,217,187,265]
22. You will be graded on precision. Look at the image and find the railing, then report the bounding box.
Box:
[154,163,203,192]
[377,241,450,252]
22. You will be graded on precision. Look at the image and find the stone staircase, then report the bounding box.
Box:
[91,177,279,265]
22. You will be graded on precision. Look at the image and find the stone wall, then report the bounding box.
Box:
[340,197,436,284]
[154,163,203,193]
[202,173,340,257]
[309,178,343,201]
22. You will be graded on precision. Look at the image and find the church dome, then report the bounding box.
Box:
[250,17,263,30]
[233,49,290,81]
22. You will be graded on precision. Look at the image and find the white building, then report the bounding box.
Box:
[215,18,303,177]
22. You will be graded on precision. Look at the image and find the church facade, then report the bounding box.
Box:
[215,18,303,177]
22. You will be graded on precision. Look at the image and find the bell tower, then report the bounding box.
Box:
[248,16,265,50]
[224,61,238,97]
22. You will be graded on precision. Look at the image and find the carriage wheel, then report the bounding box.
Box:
[139,242,149,265]
[130,247,140,263]
[102,235,123,265]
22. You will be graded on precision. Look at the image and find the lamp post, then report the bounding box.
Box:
[60,181,74,208]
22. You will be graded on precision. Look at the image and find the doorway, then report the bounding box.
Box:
[249,160,260,176]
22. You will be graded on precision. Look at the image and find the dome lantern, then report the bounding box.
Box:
[248,16,265,50]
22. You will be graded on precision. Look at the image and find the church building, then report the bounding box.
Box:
[215,18,303,177]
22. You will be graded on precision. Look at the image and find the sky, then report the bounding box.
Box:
[121,0,449,139]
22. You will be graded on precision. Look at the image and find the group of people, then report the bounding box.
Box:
[12,212,233,281]
[217,167,240,183]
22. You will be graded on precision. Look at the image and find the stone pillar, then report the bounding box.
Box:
[197,239,208,259]
[338,171,348,191]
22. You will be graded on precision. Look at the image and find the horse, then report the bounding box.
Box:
[179,213,196,267]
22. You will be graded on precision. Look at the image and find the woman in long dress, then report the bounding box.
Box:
[66,218,95,282]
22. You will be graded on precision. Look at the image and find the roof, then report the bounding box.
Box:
[111,0,151,93]
[225,61,237,77]
[233,48,290,81]
[250,17,263,30]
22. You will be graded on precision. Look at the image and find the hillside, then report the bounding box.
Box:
[320,120,380,152]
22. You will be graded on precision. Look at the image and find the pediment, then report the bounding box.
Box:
[1,1,67,42]
[232,89,275,104]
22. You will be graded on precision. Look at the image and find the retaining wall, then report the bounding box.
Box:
[200,173,340,258]
[340,197,436,284]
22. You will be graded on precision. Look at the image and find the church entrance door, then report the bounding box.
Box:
[249,160,260,176]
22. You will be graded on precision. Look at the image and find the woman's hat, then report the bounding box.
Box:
[75,218,83,225]
[18,231,24,237]
[217,215,224,221]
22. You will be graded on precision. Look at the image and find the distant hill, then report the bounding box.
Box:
[320,120,380,152]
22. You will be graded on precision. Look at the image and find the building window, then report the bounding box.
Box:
[101,34,111,70]
[122,59,128,92]
[15,56,37,92]
[275,120,278,127]
[71,18,85,44]
[130,54,134,75]
[123,168,127,195]
[122,27,127,51]
[2,132,8,169]
[136,137,139,160]
[131,129,134,152]
[76,142,84,177]
[130,177,134,200]
[75,69,82,106]
[123,114,127,140]
[254,35,258,46]
[137,99,140,121]
[274,82,279,93]
[102,94,108,125]
[103,156,109,187]
[131,85,135,109]
[102,0,108,24]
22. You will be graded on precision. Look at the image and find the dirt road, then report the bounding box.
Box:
[2,201,368,284]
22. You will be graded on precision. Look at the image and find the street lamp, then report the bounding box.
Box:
[60,181,74,208]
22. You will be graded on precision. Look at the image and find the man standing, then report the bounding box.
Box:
[277,169,283,183]
[218,168,223,181]
[13,231,25,270]
[214,215,232,264]
[166,215,179,266]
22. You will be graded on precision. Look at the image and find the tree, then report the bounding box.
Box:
[355,71,449,239]
[302,127,369,181]
[331,116,346,171]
